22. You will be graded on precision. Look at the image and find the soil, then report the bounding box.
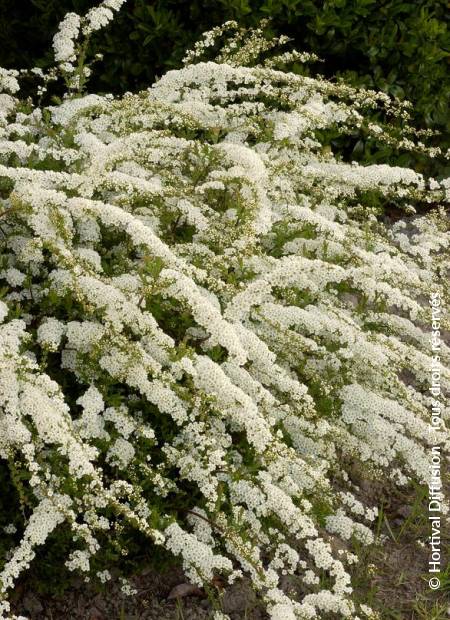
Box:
[11,566,265,620]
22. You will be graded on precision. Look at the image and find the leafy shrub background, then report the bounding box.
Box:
[1,0,448,139]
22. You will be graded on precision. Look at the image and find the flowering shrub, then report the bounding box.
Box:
[2,0,449,140]
[0,3,449,619]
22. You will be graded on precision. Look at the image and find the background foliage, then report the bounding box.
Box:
[1,0,448,140]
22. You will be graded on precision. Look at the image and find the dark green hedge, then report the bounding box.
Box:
[1,1,448,136]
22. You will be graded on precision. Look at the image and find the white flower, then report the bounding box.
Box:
[82,0,127,35]
[97,569,111,583]
[0,301,8,323]
[37,318,66,351]
[119,577,137,596]
[107,437,135,468]
[0,68,20,94]
[53,13,81,65]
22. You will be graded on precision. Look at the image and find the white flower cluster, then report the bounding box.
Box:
[0,7,448,620]
[0,68,20,94]
[165,522,233,585]
[53,12,81,66]
[83,0,127,36]
[52,0,126,77]
[37,317,66,351]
